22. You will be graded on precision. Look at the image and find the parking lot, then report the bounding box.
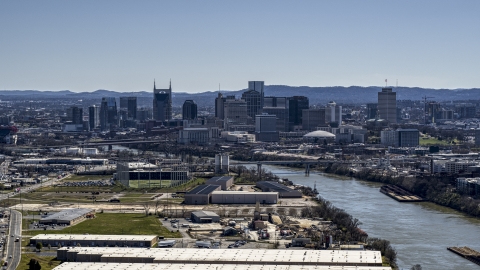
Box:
[58,180,113,187]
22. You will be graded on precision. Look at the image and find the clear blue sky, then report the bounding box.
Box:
[1,1,479,93]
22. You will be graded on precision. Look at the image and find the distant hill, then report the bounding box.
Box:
[1,86,480,107]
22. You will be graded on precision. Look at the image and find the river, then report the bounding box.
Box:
[258,164,480,270]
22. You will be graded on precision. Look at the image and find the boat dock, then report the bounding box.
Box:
[447,246,480,266]
[379,185,424,202]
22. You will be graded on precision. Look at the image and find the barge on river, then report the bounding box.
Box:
[379,185,424,202]
[447,246,480,266]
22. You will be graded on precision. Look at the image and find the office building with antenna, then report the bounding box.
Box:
[378,88,397,124]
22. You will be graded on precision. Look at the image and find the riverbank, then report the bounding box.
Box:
[255,163,480,270]
[247,153,480,218]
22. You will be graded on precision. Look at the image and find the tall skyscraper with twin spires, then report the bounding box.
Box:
[153,80,172,121]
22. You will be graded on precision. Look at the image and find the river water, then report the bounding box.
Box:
[258,164,480,270]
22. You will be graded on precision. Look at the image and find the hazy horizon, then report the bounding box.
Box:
[2,84,480,94]
[1,1,479,92]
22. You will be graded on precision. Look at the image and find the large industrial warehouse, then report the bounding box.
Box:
[53,262,393,270]
[30,234,157,248]
[184,184,221,205]
[39,208,95,226]
[256,181,302,198]
[211,191,278,204]
[205,176,234,190]
[57,247,383,267]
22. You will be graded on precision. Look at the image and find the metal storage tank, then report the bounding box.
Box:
[214,154,221,173]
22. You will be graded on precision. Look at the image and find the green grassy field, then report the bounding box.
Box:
[6,177,203,207]
[420,137,459,146]
[18,254,61,270]
[29,213,181,237]
[61,174,113,182]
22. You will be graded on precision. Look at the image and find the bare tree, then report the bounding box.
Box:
[410,264,422,270]
[143,202,151,216]
[154,200,160,216]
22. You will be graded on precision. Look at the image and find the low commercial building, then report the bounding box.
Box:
[381,129,419,147]
[56,247,383,267]
[116,161,190,188]
[31,234,157,248]
[456,177,480,196]
[178,128,210,145]
[256,181,302,198]
[222,131,256,143]
[39,208,95,226]
[12,158,107,166]
[184,184,221,205]
[206,176,234,190]
[211,191,278,204]
[190,211,220,223]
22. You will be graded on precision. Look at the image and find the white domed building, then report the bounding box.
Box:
[303,130,336,143]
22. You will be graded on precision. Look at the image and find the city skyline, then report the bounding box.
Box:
[1,1,480,93]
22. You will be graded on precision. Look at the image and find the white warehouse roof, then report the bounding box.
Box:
[60,247,382,266]
[53,262,393,270]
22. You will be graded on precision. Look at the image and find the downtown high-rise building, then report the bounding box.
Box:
[182,100,198,120]
[223,98,248,130]
[153,80,172,121]
[302,108,326,131]
[99,97,118,131]
[325,101,342,127]
[215,93,226,119]
[242,89,262,121]
[248,81,264,105]
[243,81,264,121]
[366,103,378,120]
[378,88,397,124]
[120,97,137,120]
[88,105,100,130]
[288,96,309,128]
[263,96,289,132]
[66,106,83,125]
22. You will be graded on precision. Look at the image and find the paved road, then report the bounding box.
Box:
[4,210,21,270]
[0,157,62,269]
[0,172,64,203]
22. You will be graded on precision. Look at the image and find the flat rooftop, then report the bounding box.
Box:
[53,262,392,270]
[256,181,295,192]
[186,184,220,195]
[128,162,158,169]
[207,176,234,183]
[191,210,219,218]
[40,208,93,222]
[31,234,157,242]
[60,247,383,266]
[212,191,278,195]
